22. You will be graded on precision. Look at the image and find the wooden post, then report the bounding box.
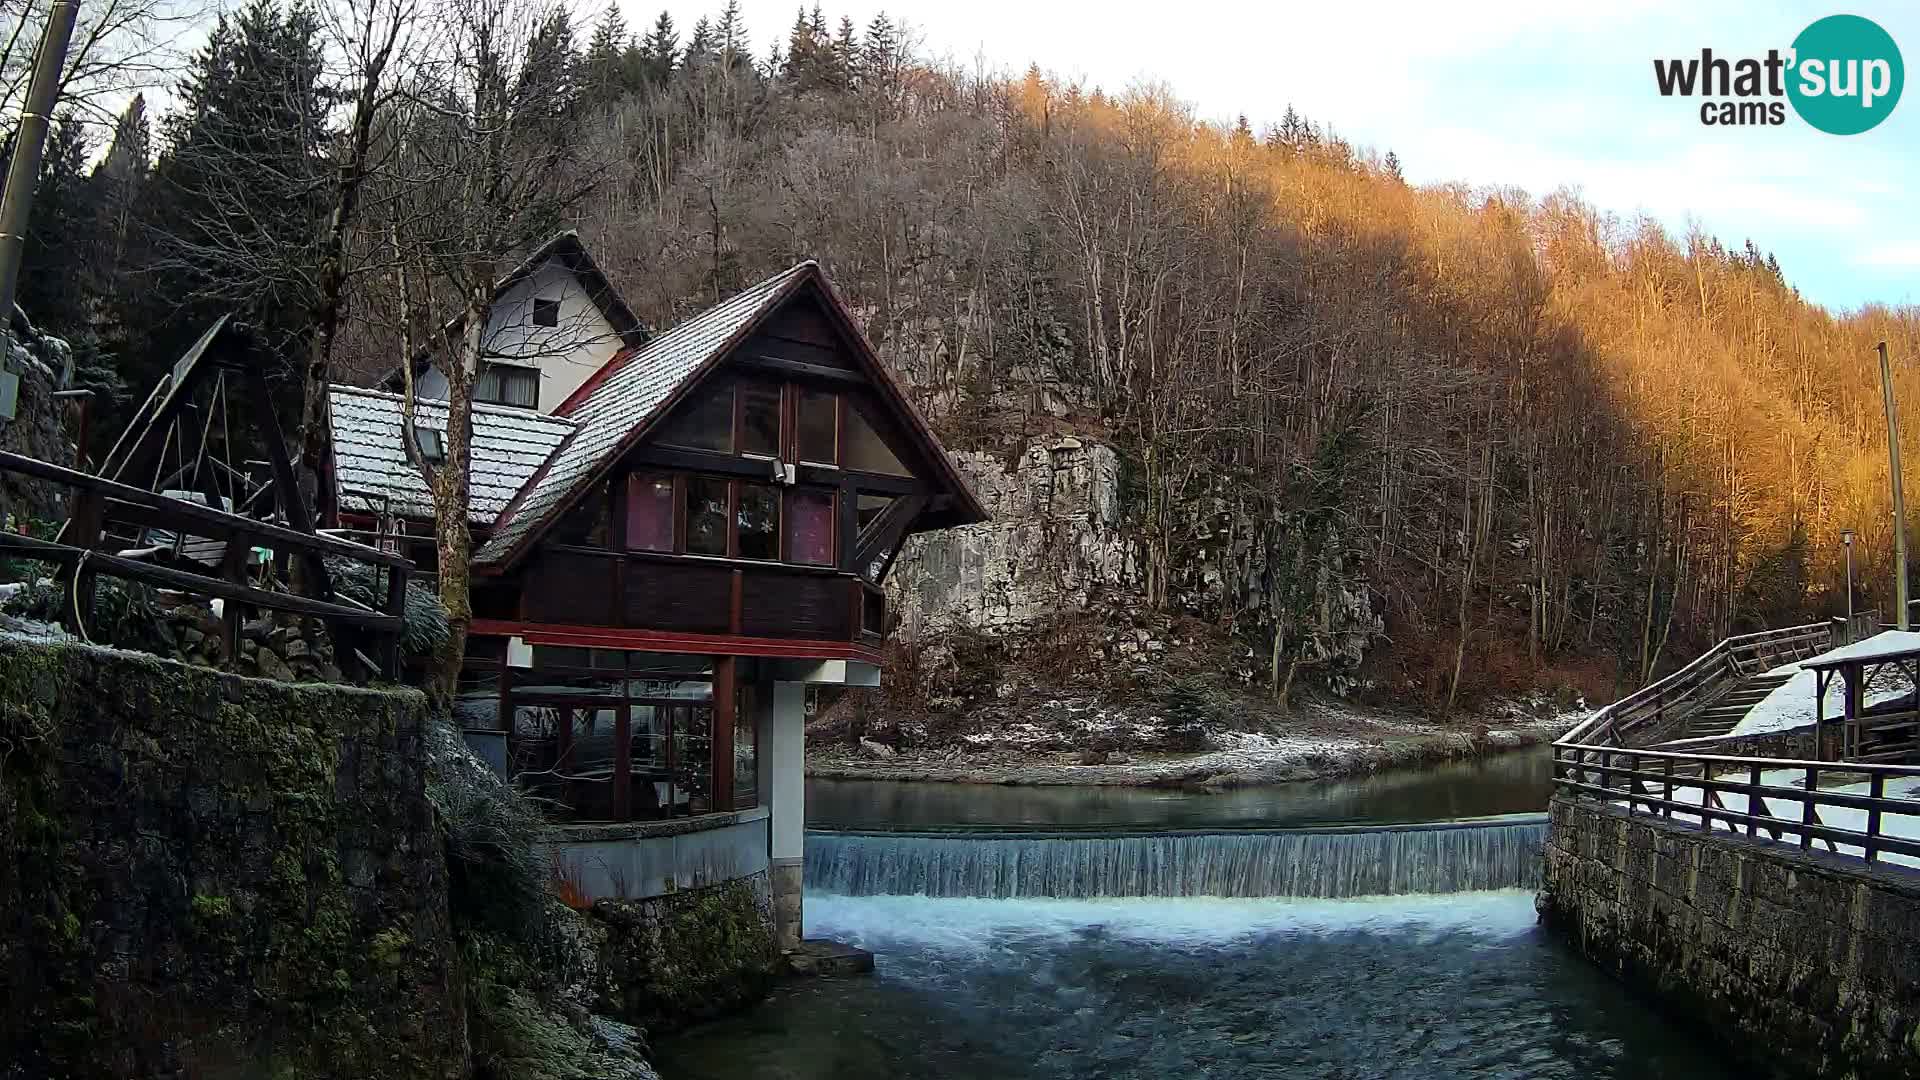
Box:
[1800,765,1817,849]
[382,563,409,678]
[60,490,104,636]
[613,702,633,822]
[713,656,736,810]
[1663,756,1674,819]
[1866,771,1886,863]
[218,537,247,667]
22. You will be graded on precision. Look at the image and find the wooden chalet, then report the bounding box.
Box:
[325,238,984,941]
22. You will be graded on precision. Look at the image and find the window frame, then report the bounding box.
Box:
[531,296,561,328]
[475,362,540,410]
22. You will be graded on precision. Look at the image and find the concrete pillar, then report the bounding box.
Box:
[767,680,806,952]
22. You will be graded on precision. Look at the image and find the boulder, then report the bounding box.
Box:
[858,737,896,759]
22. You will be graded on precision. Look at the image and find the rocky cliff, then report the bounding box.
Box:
[891,438,1136,640]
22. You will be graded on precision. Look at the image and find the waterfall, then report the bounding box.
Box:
[804,815,1546,899]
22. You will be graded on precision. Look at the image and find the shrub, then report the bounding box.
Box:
[424,715,547,946]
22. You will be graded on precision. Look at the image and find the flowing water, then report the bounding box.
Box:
[656,750,1734,1079]
[806,745,1554,831]
[806,817,1547,898]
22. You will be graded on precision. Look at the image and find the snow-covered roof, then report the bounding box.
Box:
[473,261,817,565]
[1802,629,1920,669]
[328,385,576,524]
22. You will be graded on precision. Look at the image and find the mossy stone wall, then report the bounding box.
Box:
[595,871,778,1035]
[1543,795,1920,1080]
[0,634,466,1079]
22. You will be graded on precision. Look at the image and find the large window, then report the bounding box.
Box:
[844,404,910,476]
[797,390,837,464]
[502,649,721,822]
[739,381,781,458]
[659,383,734,452]
[787,489,834,565]
[476,363,539,409]
[685,476,729,555]
[652,379,915,480]
[736,483,780,560]
[625,472,674,552]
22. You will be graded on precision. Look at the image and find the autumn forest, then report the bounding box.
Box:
[10,0,1920,707]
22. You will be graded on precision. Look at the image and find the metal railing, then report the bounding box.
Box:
[1559,623,1833,749]
[1552,743,1920,865]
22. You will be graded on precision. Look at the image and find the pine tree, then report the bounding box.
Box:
[685,16,715,69]
[834,15,858,88]
[517,10,580,123]
[862,11,899,94]
[1384,150,1403,181]
[640,10,679,84]
[782,6,816,83]
[716,0,746,70]
[583,6,631,103]
[135,0,329,402]
[16,115,95,336]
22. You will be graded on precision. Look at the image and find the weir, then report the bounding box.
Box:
[804,814,1546,899]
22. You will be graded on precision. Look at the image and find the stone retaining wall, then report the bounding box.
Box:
[0,633,465,1079]
[1541,795,1920,1079]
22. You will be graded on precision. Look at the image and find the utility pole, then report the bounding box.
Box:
[1879,341,1909,630]
[0,0,82,330]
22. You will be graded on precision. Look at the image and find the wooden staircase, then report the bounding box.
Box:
[1680,670,1798,740]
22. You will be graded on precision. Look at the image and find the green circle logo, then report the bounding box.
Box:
[1788,14,1904,134]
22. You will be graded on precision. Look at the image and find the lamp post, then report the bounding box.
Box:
[1842,529,1856,625]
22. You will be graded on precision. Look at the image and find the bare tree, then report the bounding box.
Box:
[0,0,198,129]
[380,0,600,693]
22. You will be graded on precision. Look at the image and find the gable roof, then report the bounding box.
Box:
[473,261,987,570]
[329,385,577,524]
[381,230,648,390]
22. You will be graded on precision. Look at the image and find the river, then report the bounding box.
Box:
[654,748,1735,1079]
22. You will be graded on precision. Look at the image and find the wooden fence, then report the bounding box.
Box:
[1552,743,1920,866]
[0,449,411,678]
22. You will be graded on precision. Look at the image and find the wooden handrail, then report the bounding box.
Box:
[1560,622,1831,748]
[1553,740,1920,866]
[0,449,410,568]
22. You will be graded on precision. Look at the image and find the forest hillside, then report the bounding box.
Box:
[12,0,1920,724]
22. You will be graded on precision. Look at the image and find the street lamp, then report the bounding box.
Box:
[1842,529,1856,624]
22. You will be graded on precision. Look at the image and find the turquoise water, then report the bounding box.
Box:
[655,891,1732,1079]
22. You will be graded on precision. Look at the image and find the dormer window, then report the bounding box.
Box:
[413,426,446,464]
[476,363,539,409]
[532,297,561,327]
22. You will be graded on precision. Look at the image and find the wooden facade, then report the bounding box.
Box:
[335,257,985,824]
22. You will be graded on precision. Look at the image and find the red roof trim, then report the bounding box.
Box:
[471,619,885,663]
[482,267,816,572]
[552,343,642,417]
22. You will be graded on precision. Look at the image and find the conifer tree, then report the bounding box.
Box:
[640,11,679,83]
[583,6,631,103]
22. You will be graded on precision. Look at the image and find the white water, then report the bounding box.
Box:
[805,818,1546,898]
[806,889,1544,954]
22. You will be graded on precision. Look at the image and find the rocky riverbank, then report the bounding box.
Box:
[808,697,1581,788]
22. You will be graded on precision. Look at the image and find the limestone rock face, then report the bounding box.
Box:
[890,438,1138,638]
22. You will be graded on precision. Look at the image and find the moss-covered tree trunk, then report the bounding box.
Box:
[431,283,487,698]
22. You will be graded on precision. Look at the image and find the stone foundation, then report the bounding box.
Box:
[595,872,779,1036]
[1542,795,1920,1079]
[771,858,804,953]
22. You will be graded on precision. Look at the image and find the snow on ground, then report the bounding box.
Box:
[1614,769,1920,868]
[1732,630,1920,737]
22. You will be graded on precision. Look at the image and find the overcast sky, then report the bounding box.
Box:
[633,0,1919,313]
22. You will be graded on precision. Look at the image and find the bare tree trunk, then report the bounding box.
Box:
[431,282,485,696]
